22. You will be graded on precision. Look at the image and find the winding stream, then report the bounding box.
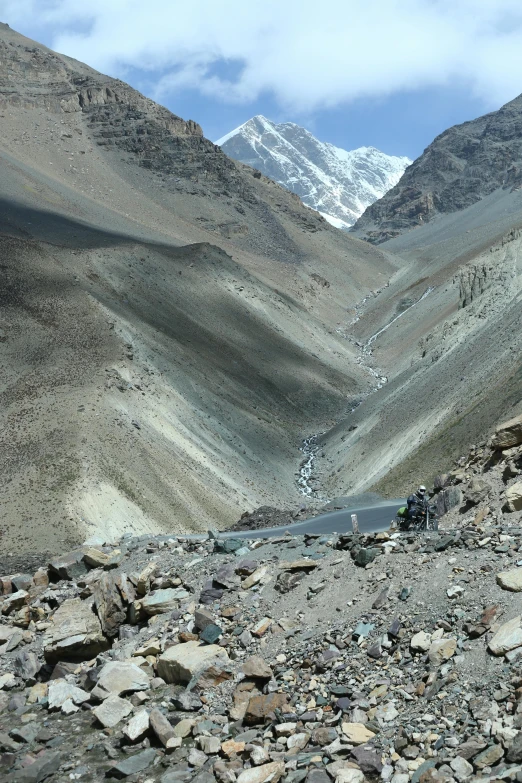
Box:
[297,287,434,497]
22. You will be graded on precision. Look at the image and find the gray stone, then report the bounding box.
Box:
[505,482,522,512]
[48,679,90,711]
[450,756,473,781]
[214,539,243,554]
[410,631,431,652]
[199,624,222,644]
[305,769,331,783]
[43,597,109,663]
[242,655,273,680]
[161,765,193,783]
[466,478,491,506]
[497,570,522,592]
[6,750,61,782]
[140,588,190,616]
[10,723,39,744]
[214,564,240,589]
[236,761,286,783]
[187,748,207,767]
[507,731,522,762]
[488,616,522,655]
[194,608,215,632]
[2,590,29,615]
[411,759,437,783]
[199,586,224,605]
[436,487,462,516]
[14,650,41,681]
[48,550,88,580]
[428,638,457,664]
[11,574,34,592]
[91,661,150,699]
[198,735,221,754]
[456,737,487,759]
[124,708,150,742]
[157,640,229,684]
[108,747,157,778]
[149,708,175,746]
[93,572,126,638]
[354,548,378,567]
[351,745,383,775]
[473,743,504,769]
[93,694,133,728]
[5,630,23,652]
[492,414,522,449]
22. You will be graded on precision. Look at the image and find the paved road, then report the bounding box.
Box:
[219,499,406,539]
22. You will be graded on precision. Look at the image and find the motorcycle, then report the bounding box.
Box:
[395,498,439,532]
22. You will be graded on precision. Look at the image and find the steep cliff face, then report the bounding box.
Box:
[0,22,200,135]
[351,94,522,243]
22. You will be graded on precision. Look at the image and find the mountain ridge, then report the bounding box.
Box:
[351,92,522,243]
[217,115,410,229]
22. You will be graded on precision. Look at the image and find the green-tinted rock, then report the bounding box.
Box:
[199,624,222,644]
[354,548,378,567]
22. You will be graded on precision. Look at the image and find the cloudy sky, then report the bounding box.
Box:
[3,0,522,158]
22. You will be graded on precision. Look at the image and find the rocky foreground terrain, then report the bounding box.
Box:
[2,417,522,782]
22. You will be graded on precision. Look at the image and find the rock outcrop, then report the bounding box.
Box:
[352,93,522,242]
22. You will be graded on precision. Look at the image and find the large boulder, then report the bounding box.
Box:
[236,762,285,783]
[93,572,126,638]
[91,661,150,699]
[428,638,457,665]
[48,550,88,581]
[492,414,522,449]
[504,482,522,512]
[139,587,190,616]
[341,723,376,745]
[156,641,229,685]
[435,487,462,516]
[43,598,109,662]
[465,478,491,506]
[244,693,289,725]
[488,616,522,655]
[497,570,522,592]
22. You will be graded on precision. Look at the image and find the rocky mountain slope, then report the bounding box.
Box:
[217,117,410,230]
[351,94,522,244]
[320,212,522,500]
[0,22,403,551]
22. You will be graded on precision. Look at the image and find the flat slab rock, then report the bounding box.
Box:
[109,747,157,778]
[42,597,109,662]
[93,694,133,728]
[497,569,522,592]
[157,640,229,684]
[488,615,522,655]
[91,660,150,699]
[236,761,285,783]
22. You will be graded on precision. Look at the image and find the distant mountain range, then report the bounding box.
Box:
[216,115,411,229]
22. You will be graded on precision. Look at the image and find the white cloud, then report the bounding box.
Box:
[3,0,522,111]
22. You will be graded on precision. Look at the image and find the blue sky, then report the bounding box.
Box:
[4,0,522,161]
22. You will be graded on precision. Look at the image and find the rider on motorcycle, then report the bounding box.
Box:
[407,485,428,522]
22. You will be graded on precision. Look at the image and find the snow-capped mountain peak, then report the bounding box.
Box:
[216,116,411,229]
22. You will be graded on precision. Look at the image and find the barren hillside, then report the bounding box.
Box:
[0,23,398,551]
